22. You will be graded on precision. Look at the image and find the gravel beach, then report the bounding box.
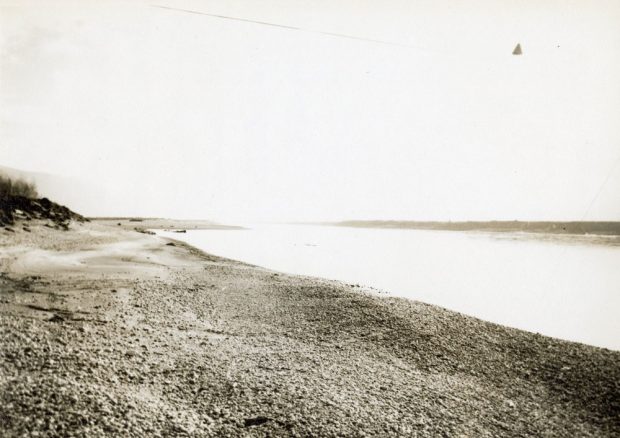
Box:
[1,220,619,437]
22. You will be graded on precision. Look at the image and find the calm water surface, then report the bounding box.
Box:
[158,225,620,350]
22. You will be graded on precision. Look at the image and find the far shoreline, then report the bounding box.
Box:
[91,217,245,231]
[324,219,620,236]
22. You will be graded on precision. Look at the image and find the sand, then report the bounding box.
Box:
[1,220,618,437]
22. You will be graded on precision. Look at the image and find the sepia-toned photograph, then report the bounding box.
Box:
[1,0,619,436]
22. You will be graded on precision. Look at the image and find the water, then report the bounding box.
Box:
[158,225,620,350]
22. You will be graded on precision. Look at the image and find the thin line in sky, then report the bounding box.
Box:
[580,153,620,221]
[151,4,434,53]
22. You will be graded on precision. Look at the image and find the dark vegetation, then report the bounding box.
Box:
[0,174,38,199]
[334,220,620,235]
[0,175,86,230]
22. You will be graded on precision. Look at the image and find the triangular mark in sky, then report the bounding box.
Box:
[512,43,522,55]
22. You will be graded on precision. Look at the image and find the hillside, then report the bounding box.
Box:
[0,195,87,231]
[0,165,106,217]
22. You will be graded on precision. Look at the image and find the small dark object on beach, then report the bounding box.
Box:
[173,229,187,233]
[49,314,65,323]
[166,242,176,246]
[244,417,271,427]
[117,222,121,226]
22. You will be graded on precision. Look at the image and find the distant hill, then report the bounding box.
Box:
[332,220,620,236]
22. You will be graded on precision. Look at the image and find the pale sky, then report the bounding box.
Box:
[1,0,619,222]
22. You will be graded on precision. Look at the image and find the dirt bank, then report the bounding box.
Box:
[1,221,618,437]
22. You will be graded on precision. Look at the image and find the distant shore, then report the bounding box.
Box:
[92,217,245,231]
[1,219,618,436]
[329,220,620,235]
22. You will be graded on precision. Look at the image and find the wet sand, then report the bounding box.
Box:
[1,220,618,436]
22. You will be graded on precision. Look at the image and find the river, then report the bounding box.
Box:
[158,224,620,350]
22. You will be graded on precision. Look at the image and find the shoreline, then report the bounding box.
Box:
[158,226,620,350]
[1,220,619,436]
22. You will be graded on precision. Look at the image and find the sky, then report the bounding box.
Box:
[1,0,619,222]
